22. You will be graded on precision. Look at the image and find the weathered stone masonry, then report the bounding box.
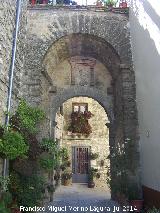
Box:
[0,3,140,196]
[0,0,27,122]
[22,8,140,196]
[0,0,27,173]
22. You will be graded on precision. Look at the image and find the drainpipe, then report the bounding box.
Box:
[3,0,22,177]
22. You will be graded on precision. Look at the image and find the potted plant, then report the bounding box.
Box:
[68,111,93,137]
[61,170,72,186]
[89,152,99,160]
[96,173,101,179]
[88,167,98,188]
[105,0,117,8]
[96,0,103,7]
[128,183,143,212]
[47,184,55,193]
[147,208,160,213]
[100,159,104,167]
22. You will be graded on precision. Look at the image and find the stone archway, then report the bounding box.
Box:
[50,86,113,126]
[24,10,140,199]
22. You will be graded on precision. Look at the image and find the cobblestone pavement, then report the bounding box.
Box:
[45,184,125,213]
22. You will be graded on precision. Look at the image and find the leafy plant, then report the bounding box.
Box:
[89,152,99,160]
[2,191,12,206]
[9,172,21,192]
[0,201,11,213]
[105,0,117,6]
[14,174,45,207]
[16,99,45,133]
[47,184,55,193]
[0,176,10,192]
[39,138,58,153]
[88,167,98,182]
[60,147,68,160]
[147,208,160,213]
[0,130,29,160]
[54,172,60,181]
[39,152,56,171]
[127,183,141,200]
[0,192,12,213]
[61,172,72,180]
[106,139,140,199]
[96,173,101,179]
[68,111,93,136]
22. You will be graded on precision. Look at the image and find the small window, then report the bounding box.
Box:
[72,103,88,113]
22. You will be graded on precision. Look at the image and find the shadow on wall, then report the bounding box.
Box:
[130,0,160,55]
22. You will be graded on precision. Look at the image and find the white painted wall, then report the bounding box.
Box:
[129,0,160,191]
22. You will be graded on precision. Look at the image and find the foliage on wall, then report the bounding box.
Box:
[0,99,56,210]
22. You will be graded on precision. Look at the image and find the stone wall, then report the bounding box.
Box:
[0,0,27,122]
[0,0,16,122]
[130,0,160,207]
[0,4,140,197]
[56,97,110,188]
[0,0,27,174]
[23,9,131,107]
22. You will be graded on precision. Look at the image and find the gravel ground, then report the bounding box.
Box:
[44,184,125,213]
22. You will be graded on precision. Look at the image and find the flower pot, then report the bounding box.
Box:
[129,200,143,212]
[119,2,127,8]
[11,207,21,213]
[88,182,95,188]
[96,2,102,7]
[63,179,70,186]
[31,0,36,5]
[43,0,48,4]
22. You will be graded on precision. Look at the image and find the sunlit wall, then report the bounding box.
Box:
[129,0,160,192]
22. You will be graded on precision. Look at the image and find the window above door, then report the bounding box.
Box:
[72,103,88,113]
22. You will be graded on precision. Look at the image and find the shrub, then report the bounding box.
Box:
[39,152,56,171]
[16,99,45,134]
[0,192,12,213]
[0,176,10,192]
[0,130,29,160]
[39,138,58,153]
[147,208,160,213]
[14,174,45,207]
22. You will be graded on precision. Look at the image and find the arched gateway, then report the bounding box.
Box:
[24,10,140,198]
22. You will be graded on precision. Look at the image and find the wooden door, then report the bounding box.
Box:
[72,146,90,183]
